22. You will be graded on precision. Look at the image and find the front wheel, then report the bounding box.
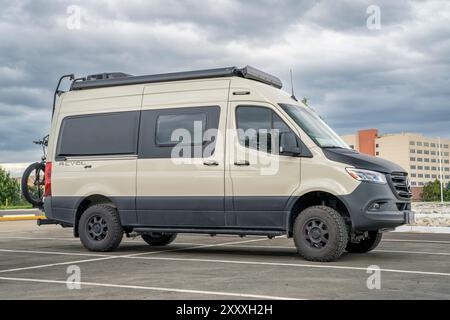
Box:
[141,233,177,246]
[293,206,348,262]
[346,231,382,253]
[21,162,45,207]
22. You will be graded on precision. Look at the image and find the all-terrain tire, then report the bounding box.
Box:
[21,162,46,207]
[293,206,348,262]
[346,231,382,253]
[141,233,177,246]
[79,204,123,252]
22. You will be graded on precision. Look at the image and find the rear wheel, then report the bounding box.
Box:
[21,162,45,207]
[79,205,123,252]
[346,231,382,253]
[293,206,348,262]
[141,233,177,246]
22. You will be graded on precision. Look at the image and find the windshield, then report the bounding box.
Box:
[280,104,350,149]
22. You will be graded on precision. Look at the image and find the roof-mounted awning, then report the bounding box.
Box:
[70,65,283,91]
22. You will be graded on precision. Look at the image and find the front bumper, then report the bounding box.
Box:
[339,182,413,231]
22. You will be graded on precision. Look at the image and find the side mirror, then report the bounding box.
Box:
[280,132,301,155]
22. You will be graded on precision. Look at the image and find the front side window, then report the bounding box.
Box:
[57,111,139,157]
[279,104,349,149]
[236,106,298,154]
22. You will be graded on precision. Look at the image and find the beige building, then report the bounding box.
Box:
[341,130,450,189]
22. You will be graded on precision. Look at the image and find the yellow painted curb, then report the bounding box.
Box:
[0,215,47,222]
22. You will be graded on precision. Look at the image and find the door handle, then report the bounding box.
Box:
[203,160,219,166]
[84,165,92,169]
[234,160,250,166]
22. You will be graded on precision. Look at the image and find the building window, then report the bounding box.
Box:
[444,144,449,149]
[417,142,423,146]
[425,166,430,170]
[410,165,416,170]
[410,149,416,154]
[417,150,423,154]
[431,151,436,155]
[424,142,430,147]
[431,143,436,148]
[425,174,431,179]
[432,174,437,179]
[418,166,423,170]
[431,158,436,163]
[432,166,437,171]
[419,182,424,186]
[424,150,430,155]
[411,173,417,178]
[446,167,450,172]
[444,152,449,156]
[410,157,416,161]
[446,175,450,179]
[418,174,424,178]
[417,158,423,162]
[410,141,415,146]
[376,144,379,148]
[411,181,417,186]
[376,152,379,156]
[424,158,430,162]
[445,160,450,164]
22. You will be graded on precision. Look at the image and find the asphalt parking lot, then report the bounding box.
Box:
[0,219,449,300]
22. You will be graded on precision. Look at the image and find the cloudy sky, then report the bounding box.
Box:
[0,0,449,164]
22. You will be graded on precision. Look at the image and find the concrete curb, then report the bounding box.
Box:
[394,226,450,234]
[0,215,46,222]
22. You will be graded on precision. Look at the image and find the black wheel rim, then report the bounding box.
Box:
[303,218,329,249]
[87,215,108,241]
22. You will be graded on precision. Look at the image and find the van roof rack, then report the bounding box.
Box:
[70,66,283,91]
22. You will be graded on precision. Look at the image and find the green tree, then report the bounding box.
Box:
[0,167,21,206]
[421,179,450,202]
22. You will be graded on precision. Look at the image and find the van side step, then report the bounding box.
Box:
[133,227,285,237]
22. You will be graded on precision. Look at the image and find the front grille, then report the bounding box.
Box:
[390,172,413,199]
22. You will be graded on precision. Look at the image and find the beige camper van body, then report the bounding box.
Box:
[43,67,413,261]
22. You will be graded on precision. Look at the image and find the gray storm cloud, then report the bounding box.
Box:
[0,0,449,163]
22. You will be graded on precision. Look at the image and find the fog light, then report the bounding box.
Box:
[369,202,382,211]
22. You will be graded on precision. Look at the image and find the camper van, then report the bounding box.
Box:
[41,66,414,262]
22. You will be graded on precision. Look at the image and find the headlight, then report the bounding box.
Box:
[346,168,387,184]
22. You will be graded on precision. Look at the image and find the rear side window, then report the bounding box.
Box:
[156,113,207,146]
[139,106,220,159]
[57,111,140,157]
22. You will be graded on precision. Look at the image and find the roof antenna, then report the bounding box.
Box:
[290,69,298,101]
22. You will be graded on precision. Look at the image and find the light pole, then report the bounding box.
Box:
[438,137,444,204]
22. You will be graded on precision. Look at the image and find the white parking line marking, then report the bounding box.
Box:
[1,246,449,278]
[0,276,299,300]
[0,248,109,257]
[383,239,450,244]
[0,238,271,273]
[187,243,450,257]
[125,256,450,277]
